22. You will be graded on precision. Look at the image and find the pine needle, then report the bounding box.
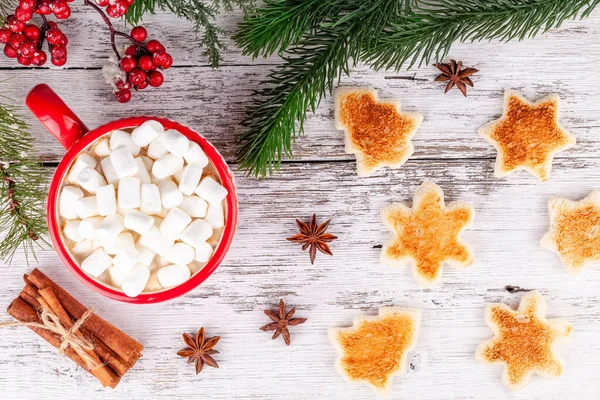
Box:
[0,101,50,265]
[235,0,599,177]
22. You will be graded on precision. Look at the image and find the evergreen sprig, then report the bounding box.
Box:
[234,0,599,177]
[126,0,256,68]
[0,99,50,265]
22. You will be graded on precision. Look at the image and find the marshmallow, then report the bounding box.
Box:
[59,186,84,219]
[93,137,111,157]
[104,231,135,255]
[110,129,141,156]
[81,248,113,278]
[96,184,117,216]
[178,164,203,196]
[113,246,140,272]
[131,120,163,147]
[173,169,183,183]
[63,220,83,242]
[180,219,213,248]
[140,183,162,214]
[95,214,125,245]
[194,242,213,263]
[67,153,97,183]
[134,157,152,184]
[79,216,103,240]
[100,156,120,185]
[161,129,190,156]
[71,240,93,257]
[75,196,99,219]
[183,141,209,168]
[152,154,184,180]
[124,210,154,235]
[141,156,154,171]
[157,264,191,288]
[157,207,169,218]
[107,266,129,287]
[159,208,191,239]
[92,239,102,251]
[139,226,175,256]
[205,202,225,229]
[158,179,183,209]
[75,167,106,194]
[179,195,207,218]
[118,177,141,209]
[121,264,150,297]
[110,146,138,179]
[167,243,195,265]
[147,137,169,159]
[136,243,156,266]
[195,177,228,204]
[155,254,171,268]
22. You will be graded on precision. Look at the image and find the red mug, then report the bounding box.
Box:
[26,84,238,303]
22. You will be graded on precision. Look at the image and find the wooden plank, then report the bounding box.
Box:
[2,159,600,399]
[0,12,598,165]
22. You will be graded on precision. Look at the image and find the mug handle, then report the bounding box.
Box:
[26,84,89,150]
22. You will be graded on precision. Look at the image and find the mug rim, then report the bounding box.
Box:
[47,116,238,304]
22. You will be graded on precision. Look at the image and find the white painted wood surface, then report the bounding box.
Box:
[1,7,600,400]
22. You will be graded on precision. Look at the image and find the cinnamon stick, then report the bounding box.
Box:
[27,269,143,363]
[7,297,95,377]
[22,275,134,376]
[37,288,120,388]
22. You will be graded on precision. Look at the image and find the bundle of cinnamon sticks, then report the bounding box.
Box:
[6,268,143,388]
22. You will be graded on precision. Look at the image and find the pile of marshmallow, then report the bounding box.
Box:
[58,120,228,297]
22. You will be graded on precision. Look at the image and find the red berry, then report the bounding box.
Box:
[45,29,62,45]
[52,0,68,14]
[146,40,164,53]
[31,50,47,66]
[106,2,127,18]
[125,45,137,56]
[57,34,68,46]
[161,53,173,69]
[17,54,31,65]
[122,0,135,5]
[15,7,33,22]
[119,55,137,72]
[115,89,132,103]
[50,45,67,60]
[18,40,36,57]
[51,56,67,66]
[9,33,26,49]
[152,51,169,68]
[35,1,52,15]
[130,26,147,43]
[47,21,58,29]
[0,29,11,44]
[55,7,71,19]
[4,44,18,58]
[96,0,109,6]
[115,79,131,90]
[136,80,148,90]
[148,71,164,87]
[138,55,155,71]
[7,15,26,33]
[128,68,147,87]
[19,0,37,11]
[23,25,40,41]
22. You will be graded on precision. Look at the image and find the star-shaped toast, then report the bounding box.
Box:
[335,87,423,177]
[541,191,600,274]
[476,291,572,391]
[380,181,475,287]
[479,89,575,182]
[328,307,421,397]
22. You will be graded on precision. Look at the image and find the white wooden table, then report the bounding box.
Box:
[1,8,600,400]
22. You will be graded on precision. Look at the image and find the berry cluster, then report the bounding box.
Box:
[112,26,173,103]
[95,0,134,18]
[16,0,72,21]
[0,17,67,66]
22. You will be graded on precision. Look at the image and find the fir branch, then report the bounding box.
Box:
[366,0,600,71]
[236,0,403,177]
[126,0,255,68]
[0,0,16,19]
[236,0,599,177]
[0,102,50,265]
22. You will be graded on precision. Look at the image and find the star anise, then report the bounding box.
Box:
[177,327,220,375]
[260,299,307,346]
[286,214,337,264]
[434,59,479,97]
